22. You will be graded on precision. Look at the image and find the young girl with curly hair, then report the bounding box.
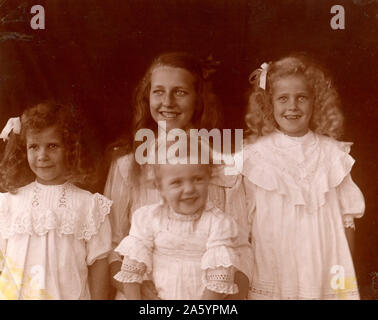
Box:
[0,102,112,299]
[105,52,252,299]
[243,54,365,299]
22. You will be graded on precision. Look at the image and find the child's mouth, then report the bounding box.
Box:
[180,197,198,204]
[284,115,302,120]
[160,111,179,119]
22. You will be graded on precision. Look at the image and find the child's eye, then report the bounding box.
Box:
[152,89,164,96]
[27,144,38,150]
[298,96,308,102]
[48,143,59,149]
[194,176,204,183]
[175,89,187,97]
[278,96,288,103]
[170,180,181,186]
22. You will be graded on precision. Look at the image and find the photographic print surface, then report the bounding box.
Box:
[0,0,377,301]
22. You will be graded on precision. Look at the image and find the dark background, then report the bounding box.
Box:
[0,0,377,299]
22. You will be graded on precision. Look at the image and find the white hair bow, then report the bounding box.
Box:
[0,117,21,141]
[258,62,269,90]
[249,62,270,90]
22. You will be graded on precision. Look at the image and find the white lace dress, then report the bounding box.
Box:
[0,181,112,300]
[104,153,253,292]
[114,201,244,300]
[242,130,365,300]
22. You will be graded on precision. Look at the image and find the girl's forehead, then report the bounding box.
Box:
[159,163,210,177]
[150,66,196,86]
[272,74,311,91]
[26,125,62,142]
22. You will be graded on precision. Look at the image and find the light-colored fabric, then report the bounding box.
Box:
[204,266,238,295]
[114,202,245,299]
[0,181,112,300]
[243,130,365,300]
[113,257,146,284]
[104,153,253,282]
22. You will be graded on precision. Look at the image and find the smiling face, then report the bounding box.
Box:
[157,163,210,215]
[149,66,197,132]
[272,74,314,137]
[26,126,66,185]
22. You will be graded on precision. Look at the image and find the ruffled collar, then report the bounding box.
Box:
[268,130,319,164]
[242,130,355,213]
[272,129,317,148]
[0,184,112,240]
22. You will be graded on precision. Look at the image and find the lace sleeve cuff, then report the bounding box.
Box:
[114,257,147,284]
[203,266,239,295]
[343,214,355,229]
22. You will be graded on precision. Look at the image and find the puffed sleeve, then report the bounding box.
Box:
[113,205,155,283]
[103,155,132,264]
[336,174,365,229]
[86,193,113,265]
[201,212,242,295]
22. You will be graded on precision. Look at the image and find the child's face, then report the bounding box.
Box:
[272,74,314,137]
[149,66,197,132]
[157,164,210,215]
[26,126,66,185]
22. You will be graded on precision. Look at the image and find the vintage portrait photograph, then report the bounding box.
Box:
[0,0,377,304]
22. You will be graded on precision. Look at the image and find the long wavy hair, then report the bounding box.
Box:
[110,52,222,156]
[245,53,344,142]
[107,52,223,184]
[0,102,98,192]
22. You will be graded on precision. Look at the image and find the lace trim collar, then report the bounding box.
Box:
[0,185,112,240]
[272,129,317,148]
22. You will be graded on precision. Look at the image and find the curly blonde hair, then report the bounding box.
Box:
[0,102,98,192]
[245,53,344,141]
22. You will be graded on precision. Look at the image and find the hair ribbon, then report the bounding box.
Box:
[259,62,269,90]
[249,62,269,90]
[0,117,21,141]
[201,54,220,79]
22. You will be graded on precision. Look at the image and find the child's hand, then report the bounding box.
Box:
[224,271,249,300]
[110,261,125,293]
[141,280,160,300]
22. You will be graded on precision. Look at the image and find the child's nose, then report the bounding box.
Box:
[37,148,49,161]
[288,98,298,110]
[162,92,174,107]
[183,181,195,193]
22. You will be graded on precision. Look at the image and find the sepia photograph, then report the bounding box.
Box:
[0,0,377,304]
